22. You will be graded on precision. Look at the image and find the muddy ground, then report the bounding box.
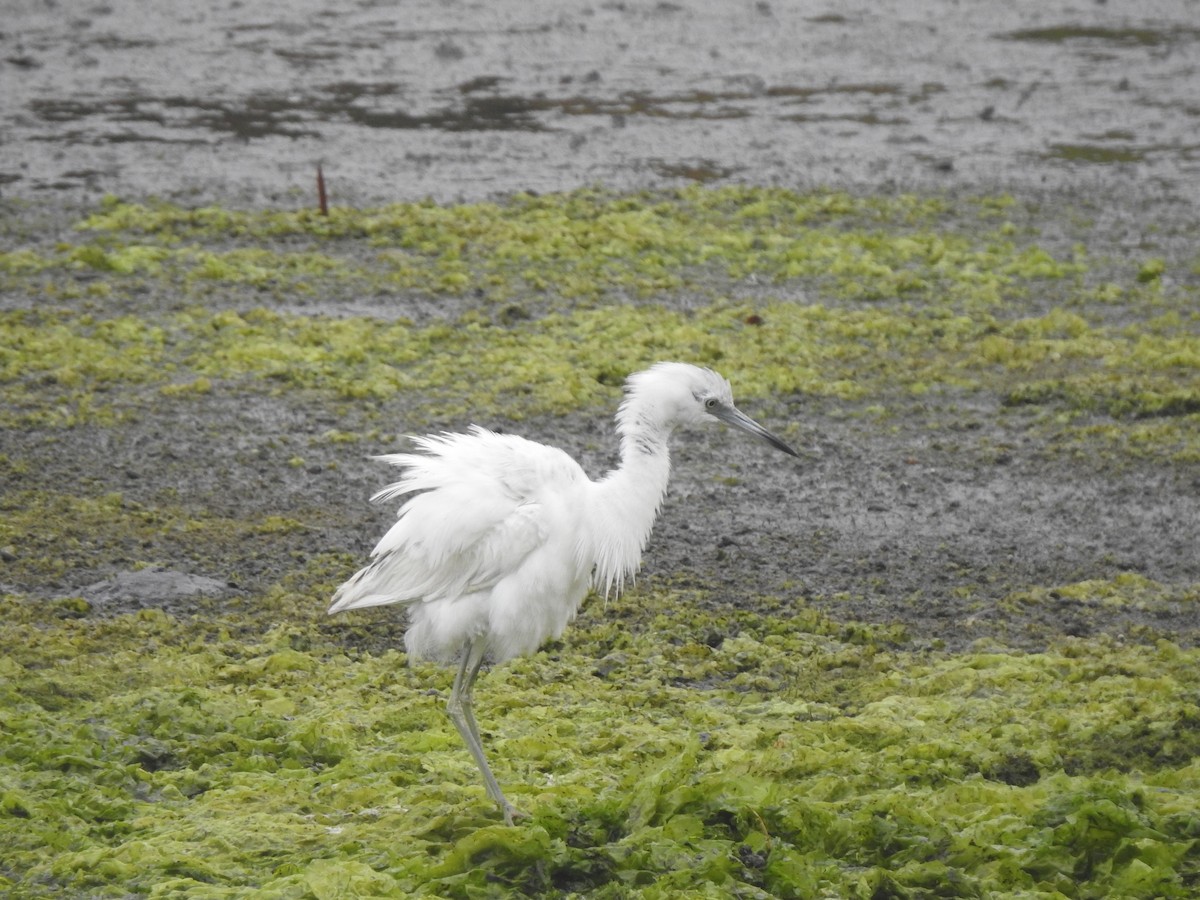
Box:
[2,1,1198,653]
[6,345,1198,654]
[5,0,1200,206]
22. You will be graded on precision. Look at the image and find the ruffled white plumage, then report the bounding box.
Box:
[330,428,564,609]
[329,425,622,663]
[330,365,765,668]
[327,363,797,824]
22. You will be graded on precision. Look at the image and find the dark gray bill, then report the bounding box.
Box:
[709,403,800,457]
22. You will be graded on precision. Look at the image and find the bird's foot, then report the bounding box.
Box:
[501,801,531,827]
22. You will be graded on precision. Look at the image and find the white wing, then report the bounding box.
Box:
[328,427,586,613]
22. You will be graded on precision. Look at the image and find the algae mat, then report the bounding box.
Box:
[1,185,1199,896]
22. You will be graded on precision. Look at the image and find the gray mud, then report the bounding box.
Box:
[4,1,1198,206]
[2,1,1198,652]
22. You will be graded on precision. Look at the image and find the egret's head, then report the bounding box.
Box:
[620,362,799,456]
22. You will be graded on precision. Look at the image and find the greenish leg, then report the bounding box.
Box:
[446,638,529,826]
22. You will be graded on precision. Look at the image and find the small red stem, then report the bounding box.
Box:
[317,164,328,216]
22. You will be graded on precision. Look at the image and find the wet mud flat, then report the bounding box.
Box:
[2,0,1198,206]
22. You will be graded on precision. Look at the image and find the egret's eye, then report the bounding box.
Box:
[704,397,718,410]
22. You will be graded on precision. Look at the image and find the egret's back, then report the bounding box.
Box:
[329,426,593,662]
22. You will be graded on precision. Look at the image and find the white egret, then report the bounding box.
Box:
[329,362,798,824]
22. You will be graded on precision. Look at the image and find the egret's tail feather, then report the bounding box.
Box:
[328,566,401,614]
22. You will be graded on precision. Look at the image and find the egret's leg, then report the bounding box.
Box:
[446,639,528,826]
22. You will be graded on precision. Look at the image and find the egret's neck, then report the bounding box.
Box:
[587,426,673,596]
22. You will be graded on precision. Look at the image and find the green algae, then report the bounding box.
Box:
[1,588,1198,898]
[0,488,316,585]
[5,295,1194,418]
[1005,574,1198,613]
[4,294,1197,458]
[5,187,1078,308]
[2,185,1196,456]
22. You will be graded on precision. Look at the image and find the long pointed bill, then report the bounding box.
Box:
[710,403,801,457]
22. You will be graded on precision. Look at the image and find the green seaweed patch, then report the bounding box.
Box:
[2,241,354,308]
[4,185,1187,428]
[77,187,954,244]
[64,187,1083,309]
[0,488,317,586]
[4,296,1197,461]
[0,247,55,275]
[1137,258,1167,283]
[1,301,965,424]
[1057,417,1200,463]
[0,310,173,426]
[0,310,170,388]
[67,243,173,276]
[185,247,347,290]
[1,585,1199,897]
[970,308,1200,422]
[1004,574,1198,614]
[3,186,1195,457]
